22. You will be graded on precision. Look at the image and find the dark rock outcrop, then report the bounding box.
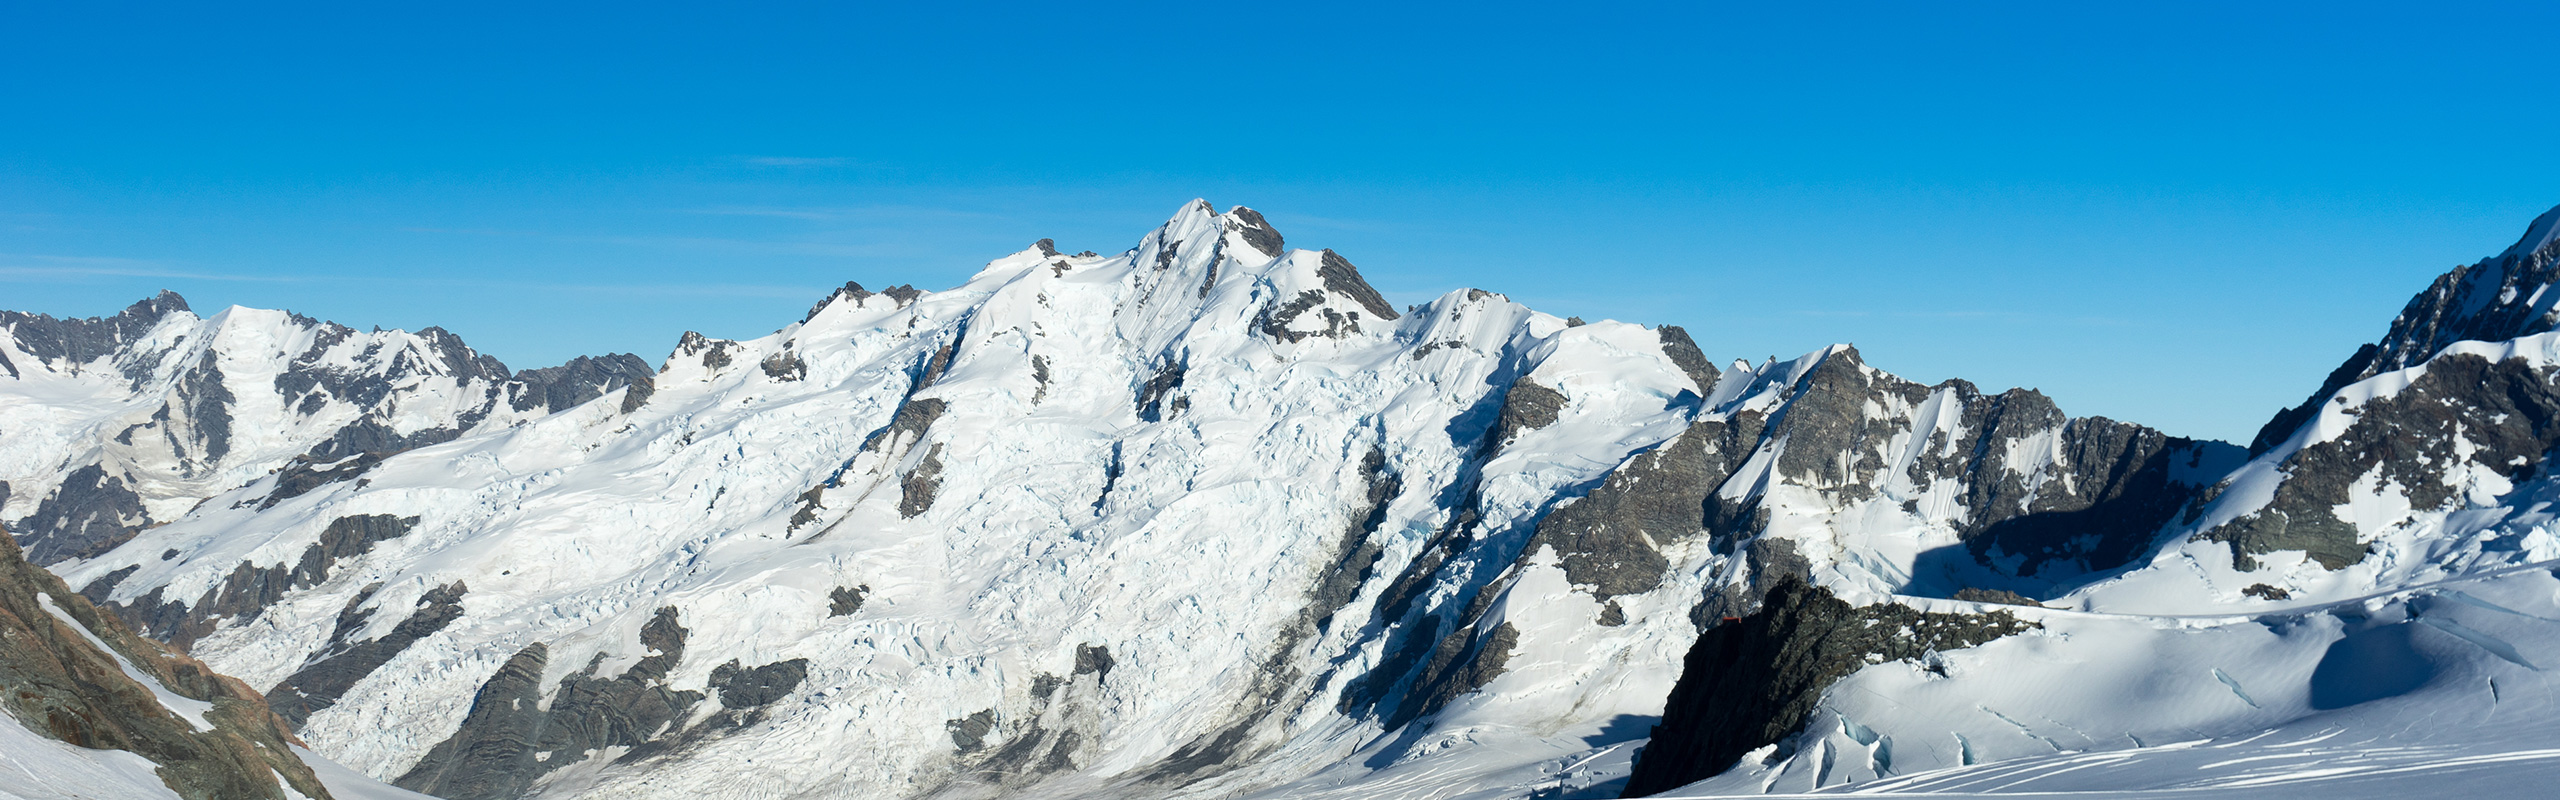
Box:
[2207,353,2560,569]
[1621,580,2036,797]
[94,514,421,649]
[1953,587,2044,607]
[1137,360,1186,422]
[1657,325,1720,394]
[394,606,819,800]
[1227,207,1287,258]
[174,349,238,467]
[863,397,947,453]
[1315,249,1399,321]
[761,350,807,382]
[1766,348,2233,582]
[1484,378,1566,454]
[898,444,946,518]
[944,644,1117,788]
[507,353,656,414]
[2252,205,2560,455]
[398,608,702,800]
[13,463,152,566]
[266,580,467,729]
[828,584,868,617]
[804,281,874,322]
[1525,430,1714,601]
[259,451,389,510]
[1258,290,1362,343]
[676,331,742,371]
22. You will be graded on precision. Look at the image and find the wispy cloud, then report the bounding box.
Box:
[741,156,849,167]
[0,254,295,283]
[678,204,1004,223]
[1790,308,2131,326]
[395,226,903,258]
[352,275,825,299]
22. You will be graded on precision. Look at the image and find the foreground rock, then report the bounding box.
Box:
[0,522,332,799]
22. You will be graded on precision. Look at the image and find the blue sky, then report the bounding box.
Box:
[4,2,2556,442]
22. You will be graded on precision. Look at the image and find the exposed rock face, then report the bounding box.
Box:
[508,353,656,414]
[1657,325,1720,394]
[828,584,868,616]
[1952,587,2043,606]
[1253,242,1403,345]
[0,524,334,799]
[1760,350,2233,585]
[1518,346,2229,613]
[266,580,468,729]
[760,350,807,382]
[2253,206,2560,454]
[87,514,422,649]
[804,281,875,322]
[899,443,947,518]
[1136,360,1187,422]
[1314,249,1399,321]
[677,331,742,371]
[15,463,152,565]
[1226,206,1286,258]
[2184,209,2560,574]
[707,658,808,709]
[396,609,701,800]
[393,607,811,800]
[865,397,947,452]
[1525,428,1725,601]
[2208,353,2560,569]
[1258,290,1365,343]
[1335,345,2225,750]
[1621,580,2036,797]
[1485,378,1567,454]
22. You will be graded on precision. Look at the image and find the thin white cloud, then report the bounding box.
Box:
[0,254,296,283]
[678,204,1004,223]
[742,156,849,167]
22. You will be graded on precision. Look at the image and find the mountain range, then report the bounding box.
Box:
[5,200,2560,799]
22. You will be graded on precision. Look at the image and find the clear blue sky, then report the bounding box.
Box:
[5,2,2556,443]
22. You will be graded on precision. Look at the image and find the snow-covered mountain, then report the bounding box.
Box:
[7,199,2560,799]
[0,294,650,576]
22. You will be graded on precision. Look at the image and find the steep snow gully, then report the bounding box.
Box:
[5,200,2560,798]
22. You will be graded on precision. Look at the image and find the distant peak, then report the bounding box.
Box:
[128,290,189,318]
[804,281,872,323]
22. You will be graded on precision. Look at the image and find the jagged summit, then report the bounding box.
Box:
[2252,202,2560,453]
